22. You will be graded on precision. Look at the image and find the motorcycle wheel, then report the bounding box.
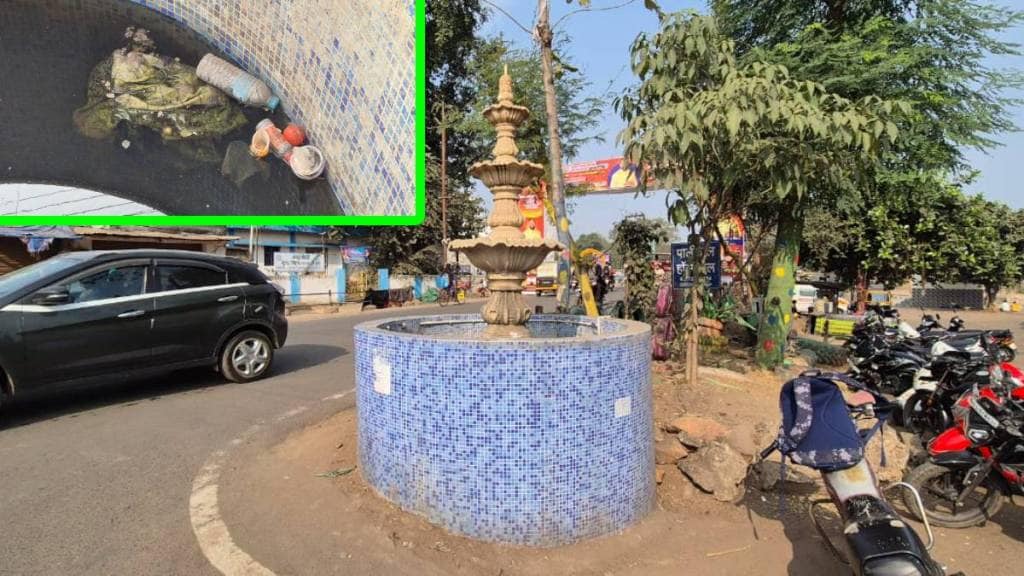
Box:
[901,392,949,439]
[903,462,1004,529]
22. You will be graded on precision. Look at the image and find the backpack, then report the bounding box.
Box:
[776,371,871,472]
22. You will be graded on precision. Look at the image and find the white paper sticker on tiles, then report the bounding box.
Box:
[373,355,392,396]
[614,396,632,418]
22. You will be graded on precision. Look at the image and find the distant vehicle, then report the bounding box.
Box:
[0,250,288,411]
[534,261,558,296]
[868,289,893,307]
[792,283,818,314]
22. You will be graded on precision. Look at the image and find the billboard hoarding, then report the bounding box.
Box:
[563,157,646,193]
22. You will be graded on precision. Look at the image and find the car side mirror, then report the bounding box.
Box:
[32,287,70,306]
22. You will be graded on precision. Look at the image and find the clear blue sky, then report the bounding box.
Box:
[475,0,1024,237]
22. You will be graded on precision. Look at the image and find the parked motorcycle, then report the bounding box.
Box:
[847,311,1012,413]
[904,379,1024,528]
[846,331,930,398]
[901,355,1023,439]
[760,372,955,575]
[916,312,1015,362]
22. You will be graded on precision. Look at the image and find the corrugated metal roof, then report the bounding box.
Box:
[72,227,238,242]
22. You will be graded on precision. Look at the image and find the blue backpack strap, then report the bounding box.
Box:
[819,371,865,391]
[780,376,815,452]
[858,411,889,467]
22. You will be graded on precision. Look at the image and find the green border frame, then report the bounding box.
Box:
[0,0,427,227]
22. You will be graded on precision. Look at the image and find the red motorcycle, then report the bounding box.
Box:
[904,378,1024,528]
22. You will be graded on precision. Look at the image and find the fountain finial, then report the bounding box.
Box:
[498,65,513,104]
[449,66,563,338]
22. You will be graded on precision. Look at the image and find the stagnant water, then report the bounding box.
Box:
[0,0,339,215]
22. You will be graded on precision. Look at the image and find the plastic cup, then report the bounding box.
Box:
[249,129,270,158]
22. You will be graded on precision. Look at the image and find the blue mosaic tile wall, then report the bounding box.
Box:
[378,314,629,339]
[128,0,416,216]
[354,315,655,546]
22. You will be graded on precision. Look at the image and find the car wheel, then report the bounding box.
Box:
[220,330,274,383]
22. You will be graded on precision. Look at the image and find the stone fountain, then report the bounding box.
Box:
[450,66,563,338]
[353,69,654,547]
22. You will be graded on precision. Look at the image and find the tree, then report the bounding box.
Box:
[799,176,964,292]
[715,0,1023,305]
[939,195,1022,307]
[427,0,491,185]
[611,215,670,321]
[575,232,610,252]
[615,11,895,374]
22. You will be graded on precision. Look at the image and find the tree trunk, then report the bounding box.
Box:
[687,280,699,385]
[855,268,867,314]
[536,0,573,312]
[756,205,804,368]
[986,284,1000,310]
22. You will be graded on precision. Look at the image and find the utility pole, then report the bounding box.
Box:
[440,103,449,268]
[535,0,574,312]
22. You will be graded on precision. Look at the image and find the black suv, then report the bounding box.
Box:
[0,250,287,409]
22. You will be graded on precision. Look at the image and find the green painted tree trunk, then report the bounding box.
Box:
[756,206,804,368]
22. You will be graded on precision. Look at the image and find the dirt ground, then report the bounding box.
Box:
[217,359,1024,576]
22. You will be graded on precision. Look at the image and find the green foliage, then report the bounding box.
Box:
[611,215,670,321]
[795,337,849,367]
[936,195,1023,305]
[426,0,490,186]
[615,11,898,212]
[716,0,1024,297]
[575,232,610,252]
[701,293,756,329]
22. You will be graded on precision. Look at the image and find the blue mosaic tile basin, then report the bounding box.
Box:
[354,314,655,547]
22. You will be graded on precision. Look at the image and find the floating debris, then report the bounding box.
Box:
[73,27,246,142]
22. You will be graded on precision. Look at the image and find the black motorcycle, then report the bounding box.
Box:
[759,373,956,576]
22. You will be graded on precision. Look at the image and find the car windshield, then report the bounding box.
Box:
[0,253,91,297]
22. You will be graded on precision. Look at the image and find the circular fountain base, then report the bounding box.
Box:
[354,314,654,547]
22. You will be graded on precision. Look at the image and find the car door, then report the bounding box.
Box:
[15,260,154,389]
[148,259,246,365]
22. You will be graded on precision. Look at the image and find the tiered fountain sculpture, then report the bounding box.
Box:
[353,68,654,547]
[450,66,563,338]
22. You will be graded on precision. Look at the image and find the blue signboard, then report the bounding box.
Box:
[671,241,722,289]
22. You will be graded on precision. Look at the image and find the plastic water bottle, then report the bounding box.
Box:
[196,54,280,111]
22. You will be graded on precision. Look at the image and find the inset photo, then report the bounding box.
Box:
[0,0,420,219]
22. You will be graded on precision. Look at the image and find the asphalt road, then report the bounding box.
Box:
[0,301,483,576]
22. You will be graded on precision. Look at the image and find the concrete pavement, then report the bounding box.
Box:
[0,300,480,576]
